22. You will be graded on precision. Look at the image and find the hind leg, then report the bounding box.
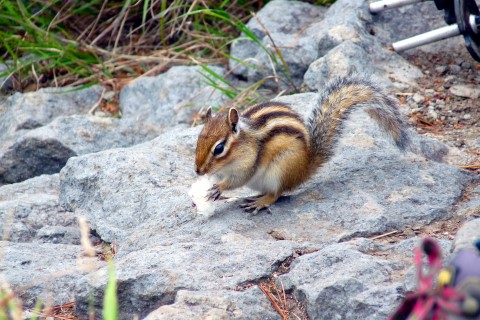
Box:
[240,193,279,215]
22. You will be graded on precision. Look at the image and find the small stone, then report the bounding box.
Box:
[435,66,447,74]
[103,91,115,100]
[425,89,435,95]
[428,108,438,119]
[412,92,425,104]
[464,114,472,120]
[450,84,480,99]
[461,61,472,69]
[448,65,461,73]
[445,75,456,83]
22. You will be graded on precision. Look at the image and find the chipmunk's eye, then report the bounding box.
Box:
[213,141,225,156]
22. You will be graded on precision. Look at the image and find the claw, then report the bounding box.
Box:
[240,199,271,215]
[206,184,221,201]
[239,193,278,215]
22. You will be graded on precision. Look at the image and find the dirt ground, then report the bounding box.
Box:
[401,49,480,169]
[365,47,480,245]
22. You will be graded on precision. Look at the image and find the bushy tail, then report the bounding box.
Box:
[307,75,410,168]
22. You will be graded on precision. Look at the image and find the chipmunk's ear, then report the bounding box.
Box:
[205,107,212,122]
[228,108,239,134]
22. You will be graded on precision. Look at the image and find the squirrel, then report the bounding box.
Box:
[194,75,410,215]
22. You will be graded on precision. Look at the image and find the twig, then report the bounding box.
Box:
[88,88,106,115]
[113,5,131,53]
[27,302,76,320]
[90,5,126,46]
[370,230,399,240]
[279,278,287,312]
[251,11,297,91]
[79,0,108,42]
[259,283,288,320]
[172,0,199,39]
[31,64,40,91]
[53,68,58,87]
[458,164,480,169]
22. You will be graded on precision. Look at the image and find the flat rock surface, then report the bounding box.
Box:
[0,0,478,318]
[0,174,79,244]
[59,92,476,318]
[144,288,280,320]
[0,241,102,307]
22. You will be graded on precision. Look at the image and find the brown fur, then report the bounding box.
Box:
[195,75,409,211]
[307,76,409,171]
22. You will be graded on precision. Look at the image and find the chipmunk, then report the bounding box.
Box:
[195,75,410,215]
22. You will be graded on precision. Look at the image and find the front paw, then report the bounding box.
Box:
[207,184,222,201]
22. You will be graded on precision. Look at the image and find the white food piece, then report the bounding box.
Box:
[188,175,218,217]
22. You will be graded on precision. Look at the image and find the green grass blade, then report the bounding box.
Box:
[199,65,233,88]
[29,299,43,320]
[142,0,151,33]
[103,260,118,320]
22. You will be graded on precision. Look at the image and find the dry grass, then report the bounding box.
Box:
[0,0,268,92]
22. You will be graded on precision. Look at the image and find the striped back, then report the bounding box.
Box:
[242,101,310,148]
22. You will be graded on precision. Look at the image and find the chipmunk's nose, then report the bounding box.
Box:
[195,165,203,175]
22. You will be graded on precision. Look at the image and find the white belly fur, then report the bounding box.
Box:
[247,166,281,194]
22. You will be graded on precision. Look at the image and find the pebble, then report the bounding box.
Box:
[461,61,472,69]
[412,92,425,104]
[448,65,461,73]
[425,89,435,95]
[450,84,480,99]
[464,114,472,120]
[445,75,456,83]
[435,66,447,74]
[428,107,438,119]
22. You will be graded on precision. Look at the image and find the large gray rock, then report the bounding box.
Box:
[279,237,454,319]
[58,92,475,317]
[0,241,103,307]
[3,1,477,316]
[229,0,326,87]
[0,66,229,185]
[303,0,372,55]
[449,84,480,99]
[0,174,79,244]
[74,240,297,318]
[144,288,280,320]
[0,115,145,184]
[120,65,229,135]
[230,0,423,90]
[303,0,422,90]
[280,240,405,319]
[304,41,376,90]
[0,86,102,140]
